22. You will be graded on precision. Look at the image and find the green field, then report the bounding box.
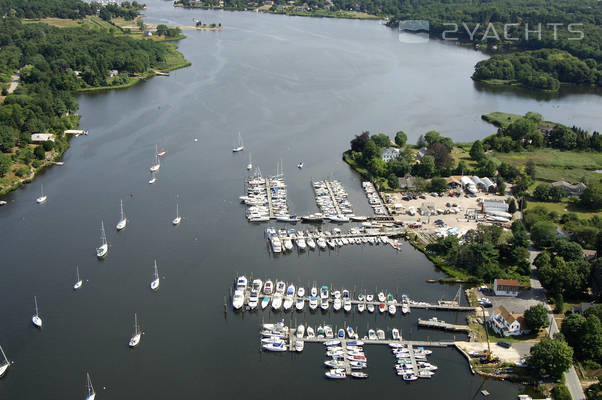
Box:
[525,201,602,219]
[490,149,602,184]
[481,112,524,128]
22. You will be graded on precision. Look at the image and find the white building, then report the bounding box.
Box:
[31,133,55,143]
[493,278,519,296]
[489,305,529,336]
[382,147,400,162]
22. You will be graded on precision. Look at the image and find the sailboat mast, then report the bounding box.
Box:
[100,221,106,245]
[134,313,138,335]
[76,266,80,281]
[154,260,158,279]
[0,345,7,364]
[120,200,124,220]
[34,296,38,316]
[87,372,94,395]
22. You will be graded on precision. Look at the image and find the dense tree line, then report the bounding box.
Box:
[0,17,177,179]
[0,0,143,20]
[425,221,531,282]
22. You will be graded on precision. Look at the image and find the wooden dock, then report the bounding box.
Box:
[265,178,274,219]
[417,318,470,332]
[324,180,343,216]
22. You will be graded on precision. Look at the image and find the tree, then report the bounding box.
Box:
[350,131,370,152]
[416,134,426,148]
[551,385,571,400]
[34,145,45,160]
[0,126,17,153]
[0,154,10,177]
[534,184,551,201]
[371,133,391,148]
[497,178,506,196]
[394,131,407,147]
[426,142,454,169]
[526,159,537,179]
[362,140,381,162]
[527,337,573,379]
[387,173,399,189]
[549,186,565,202]
[580,181,602,211]
[413,155,435,178]
[469,140,485,162]
[424,130,441,147]
[531,221,557,248]
[156,24,169,36]
[510,220,529,247]
[524,304,550,332]
[429,177,448,193]
[508,198,517,214]
[553,239,583,262]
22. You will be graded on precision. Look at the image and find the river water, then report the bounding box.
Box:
[2,2,602,399]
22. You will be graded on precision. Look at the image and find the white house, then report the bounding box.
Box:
[493,278,519,297]
[31,133,55,143]
[381,147,400,162]
[489,305,530,336]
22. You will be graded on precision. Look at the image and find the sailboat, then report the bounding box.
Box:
[36,184,47,204]
[116,199,127,230]
[148,172,156,184]
[150,145,160,172]
[232,132,244,152]
[32,296,42,328]
[297,161,303,169]
[157,147,166,157]
[96,221,108,258]
[150,260,160,291]
[128,313,141,347]
[84,372,96,400]
[247,153,252,170]
[0,344,10,378]
[172,202,181,225]
[73,266,83,290]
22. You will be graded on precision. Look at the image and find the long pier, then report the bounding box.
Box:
[418,318,470,332]
[266,178,274,219]
[324,180,342,215]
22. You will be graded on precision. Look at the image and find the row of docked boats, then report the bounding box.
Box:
[231,276,412,315]
[389,343,437,381]
[265,226,395,254]
[242,168,270,222]
[323,339,368,380]
[312,180,354,222]
[362,181,387,215]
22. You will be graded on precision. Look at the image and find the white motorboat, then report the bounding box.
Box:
[157,147,166,157]
[388,304,397,315]
[392,328,400,340]
[232,132,244,152]
[316,237,327,249]
[283,295,293,310]
[252,279,263,293]
[326,239,336,249]
[417,370,435,378]
[296,325,305,339]
[36,184,47,204]
[402,304,410,314]
[325,360,345,369]
[350,372,368,379]
[73,266,83,290]
[0,344,10,378]
[295,296,305,311]
[85,372,96,400]
[297,287,305,297]
[367,302,375,313]
[247,153,252,171]
[236,276,248,290]
[128,313,142,348]
[306,237,316,249]
[377,292,385,302]
[116,199,127,230]
[232,290,244,310]
[402,373,418,381]
[333,298,342,311]
[366,294,374,302]
[367,329,377,340]
[378,303,386,313]
[248,290,259,309]
[343,299,352,312]
[172,202,182,225]
[310,286,318,297]
[261,296,270,309]
[325,369,346,379]
[263,342,287,352]
[96,220,108,258]
[297,161,303,169]
[306,326,315,338]
[150,145,160,172]
[148,173,156,184]
[150,260,160,291]
[263,280,273,294]
[272,293,283,310]
[283,237,293,251]
[324,326,334,339]
[32,296,42,328]
[275,281,286,294]
[295,340,304,352]
[309,295,318,310]
[296,238,306,250]
[376,329,385,340]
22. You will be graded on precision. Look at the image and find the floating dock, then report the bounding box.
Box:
[418,318,470,332]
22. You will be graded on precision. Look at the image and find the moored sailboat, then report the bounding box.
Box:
[150,145,160,172]
[0,345,10,378]
[128,313,142,348]
[116,199,127,230]
[172,202,181,225]
[150,260,160,291]
[73,266,83,290]
[32,295,42,328]
[85,372,96,400]
[36,184,47,204]
[96,220,108,258]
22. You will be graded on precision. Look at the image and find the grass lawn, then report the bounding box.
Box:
[490,149,602,184]
[525,201,602,219]
[482,112,524,129]
[451,145,479,170]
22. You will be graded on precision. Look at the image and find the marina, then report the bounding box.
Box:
[230,276,476,314]
[260,321,444,381]
[362,181,388,216]
[417,318,470,333]
[312,179,354,222]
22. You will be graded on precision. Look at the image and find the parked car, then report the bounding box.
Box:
[497,341,511,349]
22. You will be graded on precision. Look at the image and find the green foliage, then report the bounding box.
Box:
[350,131,370,152]
[537,248,591,298]
[33,145,45,160]
[469,140,485,162]
[426,142,454,170]
[413,155,435,178]
[526,159,537,179]
[508,198,517,214]
[371,133,391,148]
[0,154,10,177]
[527,336,573,379]
[551,385,572,400]
[428,177,447,193]
[531,221,557,248]
[524,304,550,332]
[394,131,407,147]
[561,313,602,362]
[580,181,602,211]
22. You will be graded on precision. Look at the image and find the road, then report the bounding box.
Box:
[530,250,586,400]
[7,73,19,94]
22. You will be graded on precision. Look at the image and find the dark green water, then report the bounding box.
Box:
[2,2,601,398]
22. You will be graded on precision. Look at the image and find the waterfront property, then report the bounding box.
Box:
[493,279,520,297]
[488,306,530,337]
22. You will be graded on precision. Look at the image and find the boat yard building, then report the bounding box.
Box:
[493,279,519,297]
[489,305,529,336]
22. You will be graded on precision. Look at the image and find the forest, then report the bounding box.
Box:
[0,2,187,191]
[0,0,144,19]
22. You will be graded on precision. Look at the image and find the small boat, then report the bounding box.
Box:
[402,373,418,381]
[157,148,166,157]
[378,303,386,313]
[350,216,368,222]
[324,339,340,347]
[324,326,334,339]
[263,280,273,295]
[307,326,315,338]
[344,298,352,312]
[296,325,305,339]
[316,237,327,249]
[263,342,287,352]
[295,340,304,352]
[309,295,318,310]
[32,296,42,328]
[149,173,156,184]
[232,132,244,152]
[367,329,376,340]
[311,286,318,297]
[128,313,142,348]
[276,215,299,223]
[172,202,182,225]
[261,296,270,309]
[333,297,342,311]
[337,329,345,339]
[357,302,365,313]
[236,276,248,290]
[388,304,397,315]
[150,145,161,172]
[418,370,435,378]
[366,294,373,302]
[73,266,83,290]
[36,184,47,204]
[150,260,160,291]
[346,326,356,339]
[401,304,410,314]
[350,372,368,379]
[247,153,252,171]
[295,296,304,311]
[297,161,303,169]
[85,372,96,400]
[306,237,316,249]
[377,292,385,302]
[392,328,400,340]
[325,360,345,368]
[232,290,244,310]
[325,369,346,379]
[272,293,283,310]
[367,302,375,313]
[252,279,263,293]
[275,281,286,294]
[0,344,11,378]
[116,199,127,230]
[96,220,108,258]
[296,238,307,250]
[326,239,336,249]
[376,329,385,340]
